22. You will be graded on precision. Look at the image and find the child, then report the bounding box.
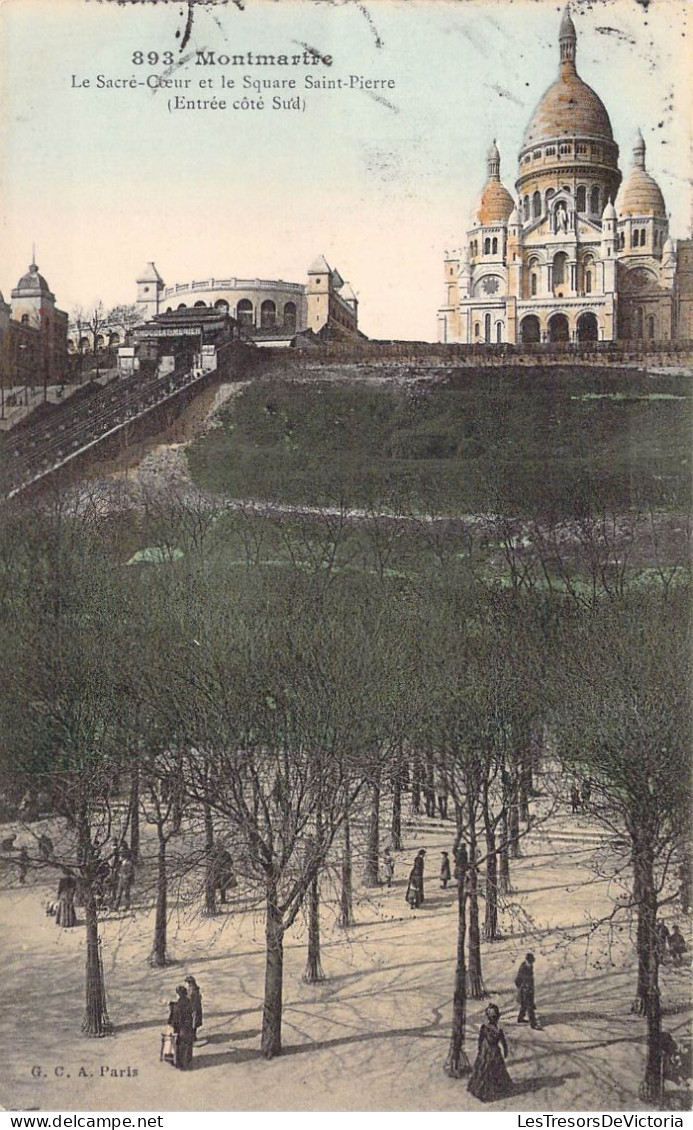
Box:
[383,847,395,888]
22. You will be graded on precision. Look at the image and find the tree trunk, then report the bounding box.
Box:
[261,880,284,1058]
[391,766,403,852]
[82,891,112,1036]
[172,760,183,835]
[150,832,168,966]
[411,755,422,815]
[483,820,500,941]
[466,825,487,998]
[509,783,522,858]
[339,811,354,928]
[202,802,217,917]
[129,769,140,865]
[631,841,658,1017]
[631,841,662,1102]
[499,809,511,894]
[424,754,436,818]
[362,774,380,887]
[444,846,470,1077]
[303,871,325,983]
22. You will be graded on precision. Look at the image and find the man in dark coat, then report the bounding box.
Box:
[515,952,540,1029]
[168,985,195,1069]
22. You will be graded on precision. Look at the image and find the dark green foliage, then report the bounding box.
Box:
[187,367,691,514]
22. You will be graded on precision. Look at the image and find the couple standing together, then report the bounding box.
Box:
[164,976,203,1070]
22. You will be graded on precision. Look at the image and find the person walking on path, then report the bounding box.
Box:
[440,851,451,889]
[570,784,581,814]
[168,985,195,1069]
[406,849,426,908]
[655,921,670,963]
[581,779,592,812]
[184,976,203,1042]
[515,952,540,1029]
[669,924,688,965]
[55,874,78,928]
[467,1003,513,1102]
[17,846,29,884]
[114,855,135,910]
[382,848,394,889]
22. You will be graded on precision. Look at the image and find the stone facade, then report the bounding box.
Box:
[438,9,690,346]
[151,255,359,342]
[0,261,68,395]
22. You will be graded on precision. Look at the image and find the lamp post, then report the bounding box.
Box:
[18,342,28,404]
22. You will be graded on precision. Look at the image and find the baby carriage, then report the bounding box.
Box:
[160,1028,177,1066]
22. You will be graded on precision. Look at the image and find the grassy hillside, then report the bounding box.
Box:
[186,365,691,514]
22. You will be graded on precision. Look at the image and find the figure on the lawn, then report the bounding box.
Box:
[467,1003,514,1102]
[168,985,194,1070]
[515,952,541,1029]
[406,849,426,908]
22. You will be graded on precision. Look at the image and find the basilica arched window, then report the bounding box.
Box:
[553,251,567,287]
[527,256,540,299]
[484,238,491,255]
[532,191,541,219]
[496,321,503,343]
[590,186,600,214]
[633,230,640,248]
[545,188,555,209]
[492,237,498,255]
[636,307,644,339]
[619,232,625,249]
[474,322,480,338]
[648,315,656,339]
[484,313,491,343]
[284,302,297,330]
[585,270,592,294]
[523,195,530,221]
[576,186,586,212]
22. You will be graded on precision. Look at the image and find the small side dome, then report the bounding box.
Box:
[13,261,52,296]
[508,204,521,226]
[476,181,515,224]
[616,132,666,218]
[602,198,617,221]
[474,140,514,224]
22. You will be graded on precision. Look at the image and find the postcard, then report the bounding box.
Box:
[0,0,690,1117]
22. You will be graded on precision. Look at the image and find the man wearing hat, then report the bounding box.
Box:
[515,952,540,1029]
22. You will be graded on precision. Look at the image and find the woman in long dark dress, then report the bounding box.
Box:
[168,986,194,1070]
[184,976,203,1041]
[55,875,78,928]
[467,1004,513,1102]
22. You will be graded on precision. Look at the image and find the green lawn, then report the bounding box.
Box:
[187,365,692,515]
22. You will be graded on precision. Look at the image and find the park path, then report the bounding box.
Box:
[1,801,689,1112]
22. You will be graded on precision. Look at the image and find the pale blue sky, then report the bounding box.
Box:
[1,0,690,339]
